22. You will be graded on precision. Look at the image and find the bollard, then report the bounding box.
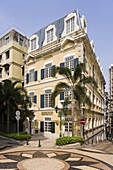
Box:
[26,138,29,145]
[38,139,41,147]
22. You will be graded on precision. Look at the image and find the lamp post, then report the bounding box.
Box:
[55,106,62,137]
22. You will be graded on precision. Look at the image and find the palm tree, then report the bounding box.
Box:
[0,80,28,133]
[51,63,97,136]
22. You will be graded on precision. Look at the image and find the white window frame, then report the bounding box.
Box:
[44,117,52,133]
[47,29,53,43]
[65,88,72,101]
[44,63,52,78]
[29,34,38,52]
[65,118,72,132]
[29,91,35,103]
[29,68,35,82]
[31,38,36,50]
[43,25,57,46]
[44,89,52,108]
[65,55,74,71]
[62,12,78,37]
[66,17,75,34]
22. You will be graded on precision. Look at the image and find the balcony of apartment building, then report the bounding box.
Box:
[2,50,11,67]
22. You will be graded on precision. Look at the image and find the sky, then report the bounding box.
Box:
[0,0,113,91]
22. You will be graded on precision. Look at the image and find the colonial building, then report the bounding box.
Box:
[0,28,29,84]
[24,10,106,138]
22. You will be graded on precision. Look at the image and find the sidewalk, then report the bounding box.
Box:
[0,136,113,169]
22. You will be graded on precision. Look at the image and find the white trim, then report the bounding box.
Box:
[43,24,57,46]
[44,61,53,66]
[43,87,52,91]
[62,12,78,37]
[61,36,74,47]
[63,53,75,59]
[28,90,35,94]
[29,34,39,52]
[28,67,35,72]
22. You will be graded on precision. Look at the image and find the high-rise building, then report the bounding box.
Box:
[24,10,106,138]
[109,65,113,109]
[0,28,29,84]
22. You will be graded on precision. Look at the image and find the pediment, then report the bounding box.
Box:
[61,36,74,48]
[26,54,35,63]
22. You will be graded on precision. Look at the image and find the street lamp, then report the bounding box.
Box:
[55,106,62,137]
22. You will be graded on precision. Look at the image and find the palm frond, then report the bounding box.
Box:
[73,63,86,82]
[62,97,71,116]
[56,66,73,82]
[51,82,70,107]
[80,76,97,88]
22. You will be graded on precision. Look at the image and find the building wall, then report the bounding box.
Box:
[25,11,105,137]
[0,29,29,82]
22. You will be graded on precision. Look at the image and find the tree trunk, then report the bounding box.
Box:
[7,104,10,133]
[1,113,4,131]
[72,99,75,136]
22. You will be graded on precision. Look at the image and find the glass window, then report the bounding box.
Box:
[31,38,36,50]
[66,17,75,34]
[44,89,51,108]
[65,88,72,100]
[29,92,34,103]
[47,29,53,43]
[44,117,52,132]
[19,38,23,46]
[5,50,10,60]
[65,56,74,71]
[5,66,9,76]
[29,69,35,82]
[65,121,72,132]
[44,63,52,78]
[5,37,9,45]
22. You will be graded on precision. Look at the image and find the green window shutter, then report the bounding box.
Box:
[40,121,44,132]
[60,92,64,100]
[60,62,64,67]
[41,69,44,80]
[74,58,79,68]
[26,74,29,84]
[34,95,37,103]
[34,71,37,81]
[40,94,44,108]
[51,122,55,133]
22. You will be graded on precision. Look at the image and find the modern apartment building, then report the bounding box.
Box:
[109,65,113,109]
[24,10,106,138]
[0,29,29,84]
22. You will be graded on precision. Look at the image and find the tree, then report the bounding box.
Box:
[51,63,97,136]
[0,80,29,133]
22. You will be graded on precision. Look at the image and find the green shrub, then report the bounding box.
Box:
[56,136,85,146]
[0,132,31,141]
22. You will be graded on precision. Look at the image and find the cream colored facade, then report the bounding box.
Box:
[25,11,106,137]
[0,29,29,83]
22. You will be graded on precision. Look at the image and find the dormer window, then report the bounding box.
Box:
[31,38,36,50]
[47,29,53,43]
[66,17,75,34]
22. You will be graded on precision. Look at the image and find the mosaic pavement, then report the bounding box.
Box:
[0,150,112,170]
